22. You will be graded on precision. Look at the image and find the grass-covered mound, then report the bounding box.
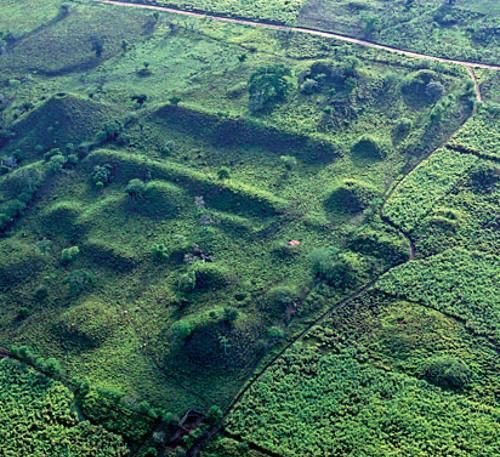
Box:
[0,358,128,457]
[53,300,121,349]
[8,94,118,159]
[350,135,387,162]
[42,201,86,240]
[87,149,287,217]
[0,239,46,290]
[124,180,184,219]
[324,179,379,215]
[152,103,341,164]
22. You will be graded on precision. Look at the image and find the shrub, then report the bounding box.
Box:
[160,140,176,156]
[351,135,387,161]
[91,163,113,187]
[171,319,194,342]
[469,163,498,193]
[60,246,80,265]
[223,306,239,324]
[33,285,49,301]
[64,269,95,296]
[401,70,444,104]
[310,247,361,288]
[151,243,169,261]
[280,155,298,171]
[393,118,412,140]
[300,78,319,95]
[266,285,297,317]
[267,325,285,340]
[423,356,472,390]
[46,154,66,174]
[125,179,146,199]
[176,270,197,295]
[217,166,231,180]
[248,65,291,113]
[425,81,445,103]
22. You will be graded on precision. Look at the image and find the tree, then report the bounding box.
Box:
[217,166,231,180]
[60,246,80,265]
[91,164,113,188]
[310,247,362,288]
[423,356,471,390]
[248,65,291,113]
[125,179,146,199]
[64,269,95,296]
[90,36,104,58]
[151,243,169,261]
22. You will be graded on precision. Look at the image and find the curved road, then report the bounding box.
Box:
[96,0,500,71]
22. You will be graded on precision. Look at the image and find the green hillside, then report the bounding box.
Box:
[0,1,498,456]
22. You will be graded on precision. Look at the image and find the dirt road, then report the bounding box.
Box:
[96,0,500,72]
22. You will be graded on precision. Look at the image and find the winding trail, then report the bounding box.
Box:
[95,0,500,72]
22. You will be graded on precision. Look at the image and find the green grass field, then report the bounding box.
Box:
[0,0,498,456]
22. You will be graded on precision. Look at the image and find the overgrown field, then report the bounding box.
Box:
[298,0,500,64]
[0,357,128,456]
[126,0,499,63]
[0,0,497,456]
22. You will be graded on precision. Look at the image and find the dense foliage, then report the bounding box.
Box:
[0,358,128,456]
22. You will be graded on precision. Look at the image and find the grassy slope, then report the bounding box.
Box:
[123,0,498,63]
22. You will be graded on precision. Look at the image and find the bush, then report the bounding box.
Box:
[469,163,498,193]
[393,118,412,141]
[266,285,297,318]
[425,81,445,103]
[64,269,95,296]
[46,154,66,174]
[160,140,176,156]
[171,319,194,342]
[217,166,231,180]
[60,246,80,265]
[151,243,168,261]
[176,270,197,295]
[267,325,285,340]
[280,155,298,171]
[423,356,472,390]
[248,65,291,113]
[310,248,362,288]
[125,179,146,199]
[91,163,113,187]
[351,135,387,161]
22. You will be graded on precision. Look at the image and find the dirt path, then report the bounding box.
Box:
[466,67,483,103]
[95,0,500,72]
